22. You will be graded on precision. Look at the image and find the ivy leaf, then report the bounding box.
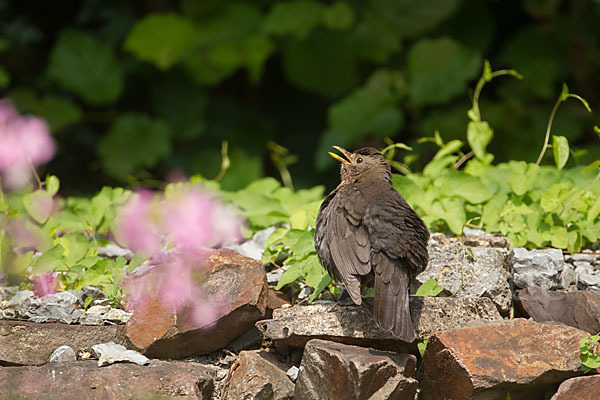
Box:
[124,13,196,70]
[552,135,569,170]
[275,263,303,290]
[434,172,493,204]
[57,232,90,266]
[31,245,65,274]
[47,30,123,105]
[408,37,482,106]
[467,120,493,160]
[98,113,172,181]
[263,0,324,39]
[45,175,60,196]
[23,190,54,224]
[415,279,443,296]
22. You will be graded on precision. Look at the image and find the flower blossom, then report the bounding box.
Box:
[0,99,55,189]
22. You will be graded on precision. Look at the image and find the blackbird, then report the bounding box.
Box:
[314,146,429,341]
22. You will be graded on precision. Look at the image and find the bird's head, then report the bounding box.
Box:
[329,146,391,183]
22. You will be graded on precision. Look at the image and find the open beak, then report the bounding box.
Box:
[328,146,352,164]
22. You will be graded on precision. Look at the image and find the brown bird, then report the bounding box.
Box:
[314,146,429,341]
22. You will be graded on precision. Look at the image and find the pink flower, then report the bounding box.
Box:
[32,272,58,297]
[0,100,55,189]
[114,190,162,255]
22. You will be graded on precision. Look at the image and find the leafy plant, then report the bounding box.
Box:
[580,335,600,373]
[415,279,443,297]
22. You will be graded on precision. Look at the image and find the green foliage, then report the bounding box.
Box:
[415,279,444,297]
[580,335,600,373]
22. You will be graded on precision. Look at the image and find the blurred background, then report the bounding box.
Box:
[1,0,599,194]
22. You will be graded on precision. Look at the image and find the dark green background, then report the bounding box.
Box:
[1,0,598,194]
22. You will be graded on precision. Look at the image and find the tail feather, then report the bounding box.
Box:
[373,257,415,342]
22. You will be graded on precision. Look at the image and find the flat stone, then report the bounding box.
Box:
[575,262,600,290]
[420,318,588,400]
[103,308,132,324]
[0,359,215,399]
[79,313,104,326]
[126,249,268,359]
[550,375,600,400]
[223,349,294,400]
[5,290,35,317]
[256,297,502,352]
[517,287,600,334]
[510,247,564,290]
[49,345,76,363]
[0,286,19,302]
[92,342,149,367]
[294,339,417,400]
[417,233,512,314]
[85,305,110,315]
[0,320,125,366]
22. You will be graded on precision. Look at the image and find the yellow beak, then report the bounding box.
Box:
[328,146,352,164]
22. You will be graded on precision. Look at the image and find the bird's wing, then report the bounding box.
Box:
[315,185,371,305]
[363,187,429,273]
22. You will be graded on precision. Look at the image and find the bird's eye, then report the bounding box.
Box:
[356,157,363,164]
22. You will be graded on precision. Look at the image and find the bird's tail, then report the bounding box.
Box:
[373,257,416,342]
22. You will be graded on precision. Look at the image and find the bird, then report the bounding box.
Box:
[314,146,429,342]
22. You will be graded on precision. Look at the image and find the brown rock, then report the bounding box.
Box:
[550,375,600,400]
[517,287,600,334]
[0,320,125,366]
[223,349,294,400]
[420,318,589,400]
[256,297,502,353]
[266,288,291,315]
[0,359,215,399]
[294,339,417,400]
[126,249,268,358]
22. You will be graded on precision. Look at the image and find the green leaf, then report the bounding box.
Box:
[323,2,355,31]
[83,296,93,309]
[560,83,592,113]
[408,37,482,106]
[32,95,82,132]
[292,230,316,258]
[549,226,569,249]
[31,244,65,274]
[124,13,196,70]
[509,162,540,196]
[45,175,60,196]
[275,263,303,290]
[540,183,569,213]
[263,0,324,39]
[552,135,569,170]
[56,232,90,266]
[290,209,309,230]
[415,279,443,296]
[433,140,464,161]
[434,172,493,204]
[467,121,493,160]
[47,30,123,105]
[98,113,172,181]
[23,190,54,224]
[418,338,429,359]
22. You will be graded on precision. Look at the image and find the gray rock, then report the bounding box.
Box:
[79,313,104,326]
[91,342,149,367]
[509,247,564,289]
[287,366,299,382]
[41,291,79,306]
[5,290,35,317]
[1,308,16,319]
[560,263,578,289]
[103,308,132,324]
[566,251,600,264]
[0,286,19,302]
[463,227,487,236]
[86,305,110,315]
[257,297,502,351]
[49,345,77,363]
[267,266,289,284]
[295,339,417,400]
[575,261,600,290]
[96,243,134,259]
[25,297,82,324]
[92,298,111,307]
[226,226,276,261]
[416,234,512,314]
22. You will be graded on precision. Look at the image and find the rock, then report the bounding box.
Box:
[223,349,294,400]
[0,286,18,302]
[566,251,600,264]
[0,359,215,399]
[510,247,564,289]
[295,339,417,400]
[266,288,291,313]
[257,297,502,352]
[517,287,600,334]
[575,261,600,291]
[79,313,104,326]
[126,249,268,359]
[420,318,588,400]
[86,304,111,315]
[92,298,111,307]
[560,263,578,289]
[103,307,132,324]
[4,290,34,317]
[96,243,134,259]
[49,345,76,363]
[0,320,125,366]
[227,327,263,353]
[417,233,512,314]
[287,365,299,382]
[226,226,276,261]
[91,342,149,367]
[550,375,600,400]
